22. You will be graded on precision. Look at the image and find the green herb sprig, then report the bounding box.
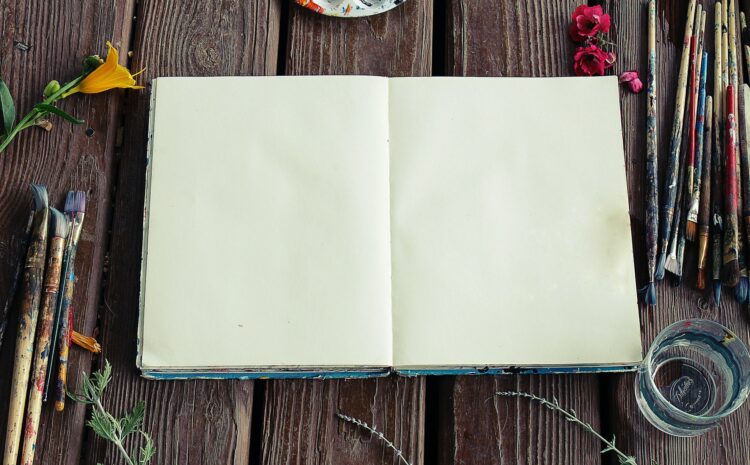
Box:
[69,361,155,465]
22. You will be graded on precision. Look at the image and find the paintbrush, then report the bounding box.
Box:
[724,0,742,287]
[688,50,709,241]
[684,9,705,243]
[657,0,697,280]
[730,0,739,111]
[0,211,33,352]
[672,47,708,282]
[698,98,714,290]
[737,150,748,303]
[738,85,750,303]
[644,0,658,305]
[665,117,692,281]
[724,0,730,95]
[20,208,68,465]
[730,0,749,302]
[724,85,741,286]
[713,101,726,303]
[716,2,725,171]
[50,190,86,411]
[742,11,750,79]
[666,10,702,281]
[2,185,48,465]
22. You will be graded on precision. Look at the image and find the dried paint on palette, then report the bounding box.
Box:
[294,0,406,18]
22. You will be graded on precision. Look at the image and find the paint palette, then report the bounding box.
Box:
[294,0,406,17]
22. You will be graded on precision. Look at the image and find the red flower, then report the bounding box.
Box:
[619,70,643,93]
[573,45,615,76]
[569,5,611,42]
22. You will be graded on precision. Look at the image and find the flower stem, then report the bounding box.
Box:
[94,396,135,465]
[0,75,84,153]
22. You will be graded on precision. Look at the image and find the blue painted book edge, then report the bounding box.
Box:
[141,364,638,380]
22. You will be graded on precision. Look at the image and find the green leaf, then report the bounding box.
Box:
[0,79,15,135]
[88,408,116,442]
[121,400,145,437]
[138,433,155,465]
[33,103,84,125]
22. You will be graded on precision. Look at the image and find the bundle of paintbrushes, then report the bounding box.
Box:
[650,0,750,308]
[1,186,94,465]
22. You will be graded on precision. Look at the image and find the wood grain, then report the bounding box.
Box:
[83,1,281,464]
[286,0,432,76]
[439,1,604,464]
[257,3,431,465]
[262,377,424,465]
[0,1,132,465]
[601,1,750,464]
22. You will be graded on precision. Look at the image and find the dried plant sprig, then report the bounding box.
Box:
[69,361,155,465]
[336,413,412,465]
[497,391,656,465]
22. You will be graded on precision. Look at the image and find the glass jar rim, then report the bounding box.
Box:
[642,318,750,422]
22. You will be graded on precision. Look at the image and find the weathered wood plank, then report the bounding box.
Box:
[83,1,282,464]
[286,1,432,76]
[440,1,603,464]
[0,1,132,465]
[259,3,431,465]
[601,1,750,464]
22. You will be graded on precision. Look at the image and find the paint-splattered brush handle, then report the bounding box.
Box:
[689,52,709,227]
[54,263,76,412]
[698,99,714,287]
[715,3,724,135]
[43,244,73,401]
[659,0,697,275]
[20,235,65,465]
[645,0,658,287]
[724,85,741,286]
[0,211,33,351]
[687,11,704,171]
[712,94,725,281]
[3,196,48,465]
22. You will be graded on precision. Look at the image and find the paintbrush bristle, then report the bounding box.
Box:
[664,255,680,275]
[645,282,656,306]
[736,276,749,303]
[713,280,722,305]
[64,190,86,214]
[670,273,682,287]
[29,184,48,211]
[723,260,740,287]
[686,221,697,241]
[697,268,706,290]
[655,252,667,280]
[49,208,69,238]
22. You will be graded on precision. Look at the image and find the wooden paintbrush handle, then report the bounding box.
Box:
[19,236,64,465]
[660,0,697,254]
[2,207,48,465]
[698,100,714,227]
[54,268,76,412]
[724,86,740,285]
[645,0,657,284]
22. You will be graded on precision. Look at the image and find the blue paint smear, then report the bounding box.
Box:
[141,364,638,380]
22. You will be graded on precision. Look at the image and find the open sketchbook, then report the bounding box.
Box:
[138,75,642,379]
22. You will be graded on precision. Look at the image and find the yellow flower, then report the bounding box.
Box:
[63,42,144,97]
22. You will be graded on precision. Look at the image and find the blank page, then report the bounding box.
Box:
[388,77,641,369]
[140,76,392,370]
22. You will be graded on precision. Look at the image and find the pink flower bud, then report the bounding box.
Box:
[619,70,643,93]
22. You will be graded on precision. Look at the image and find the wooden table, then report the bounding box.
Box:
[0,1,749,464]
